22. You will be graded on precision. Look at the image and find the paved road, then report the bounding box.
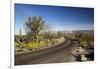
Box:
[15,40,79,65]
[26,41,78,65]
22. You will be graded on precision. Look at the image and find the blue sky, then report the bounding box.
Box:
[15,3,94,35]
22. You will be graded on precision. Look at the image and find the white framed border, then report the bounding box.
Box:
[10,0,95,69]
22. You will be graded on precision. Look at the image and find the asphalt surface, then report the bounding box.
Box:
[15,40,79,65]
[27,41,78,64]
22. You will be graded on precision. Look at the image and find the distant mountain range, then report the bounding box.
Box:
[72,30,94,34]
[56,30,94,34]
[15,30,94,36]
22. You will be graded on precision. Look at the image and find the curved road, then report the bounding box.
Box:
[27,41,78,64]
[15,40,79,65]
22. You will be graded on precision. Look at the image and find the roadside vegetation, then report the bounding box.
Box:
[70,31,94,61]
[15,16,64,54]
[15,16,94,61]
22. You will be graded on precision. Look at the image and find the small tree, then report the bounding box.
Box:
[74,32,82,40]
[25,16,47,45]
[80,33,94,48]
[56,31,62,38]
